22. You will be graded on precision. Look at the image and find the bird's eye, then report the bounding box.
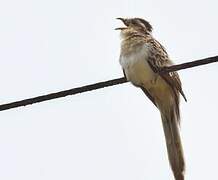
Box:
[131,21,138,25]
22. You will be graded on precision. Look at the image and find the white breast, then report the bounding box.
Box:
[119,45,156,87]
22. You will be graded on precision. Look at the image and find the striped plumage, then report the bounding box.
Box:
[116,18,186,180]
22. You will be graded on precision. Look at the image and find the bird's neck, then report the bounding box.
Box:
[120,31,151,56]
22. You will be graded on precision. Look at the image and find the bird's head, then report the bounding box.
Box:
[115,17,153,36]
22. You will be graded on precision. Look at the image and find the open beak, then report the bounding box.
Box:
[115,18,127,30]
[116,17,125,23]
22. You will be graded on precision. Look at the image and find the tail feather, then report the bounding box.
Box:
[161,110,185,180]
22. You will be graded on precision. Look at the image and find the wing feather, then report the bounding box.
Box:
[145,38,187,102]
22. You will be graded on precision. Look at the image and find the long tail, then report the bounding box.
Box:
[161,108,185,180]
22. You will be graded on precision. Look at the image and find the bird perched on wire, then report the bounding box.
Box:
[116,17,187,180]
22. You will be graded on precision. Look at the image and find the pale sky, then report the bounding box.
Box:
[0,0,218,180]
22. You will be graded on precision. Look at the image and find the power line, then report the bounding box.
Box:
[0,55,218,112]
[159,55,218,74]
[0,77,126,111]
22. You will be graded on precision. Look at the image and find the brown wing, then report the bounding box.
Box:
[161,72,187,102]
[146,38,187,102]
[141,87,157,107]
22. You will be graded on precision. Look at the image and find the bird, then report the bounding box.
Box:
[116,17,187,180]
